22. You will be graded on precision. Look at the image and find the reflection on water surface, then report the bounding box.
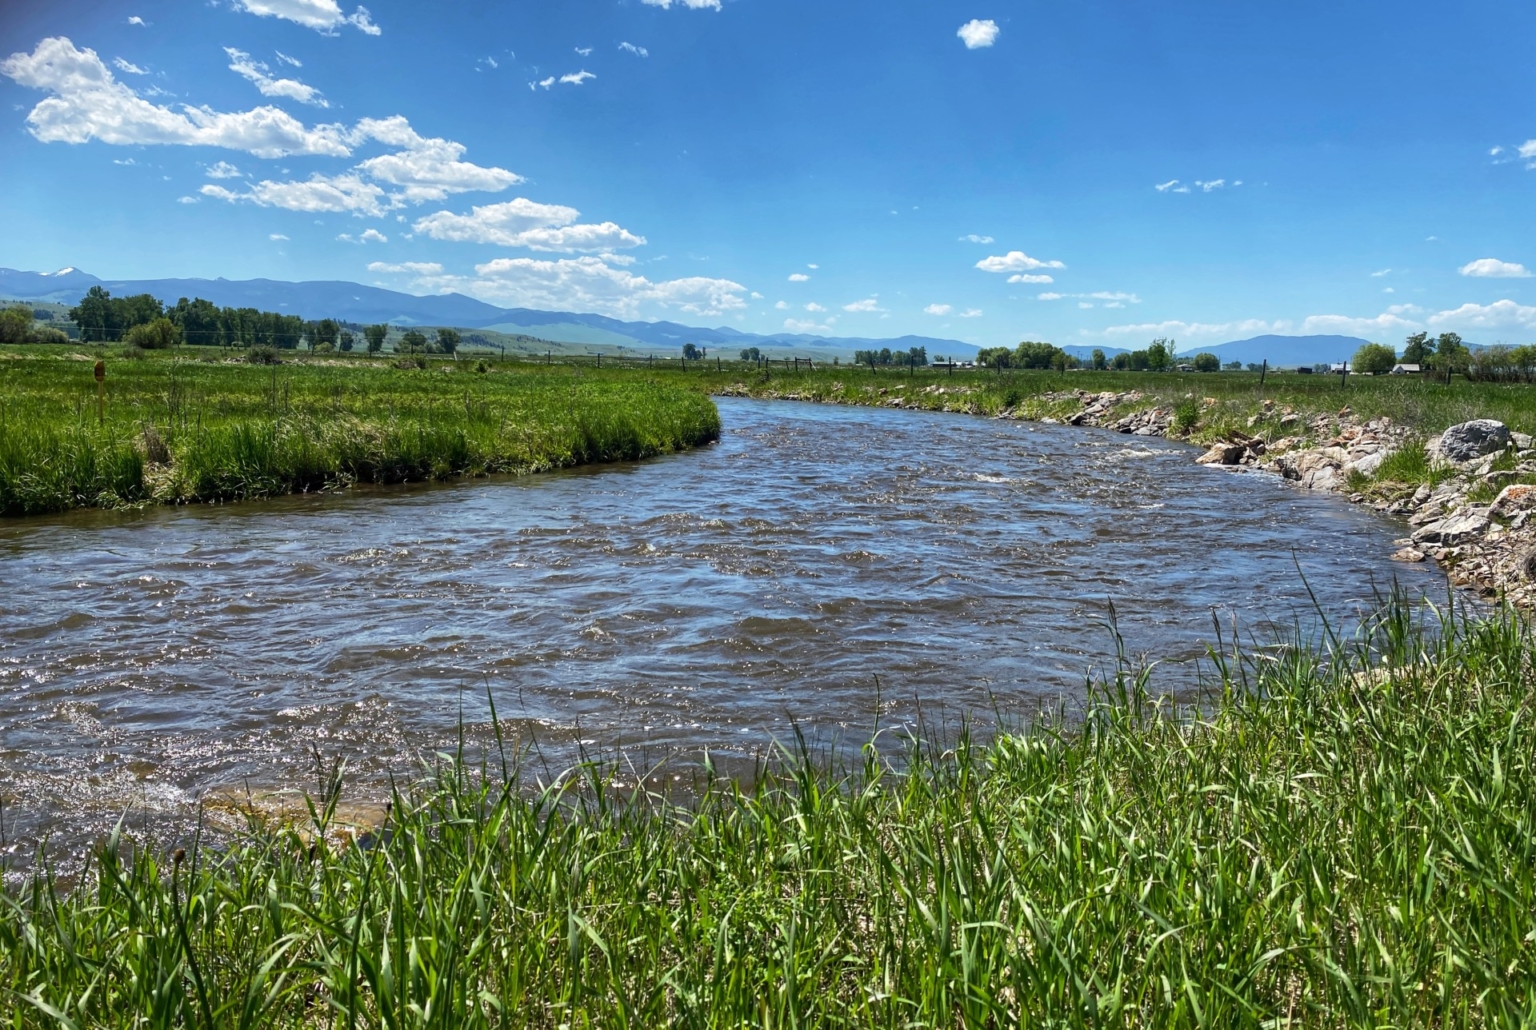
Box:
[0,397,1445,852]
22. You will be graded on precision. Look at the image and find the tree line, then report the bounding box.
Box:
[853,345,928,367]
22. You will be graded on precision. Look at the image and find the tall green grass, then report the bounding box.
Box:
[0,353,719,515]
[3,595,1533,1026]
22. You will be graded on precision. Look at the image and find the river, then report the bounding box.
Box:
[0,397,1446,855]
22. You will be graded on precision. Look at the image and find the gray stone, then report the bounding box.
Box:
[1436,419,1511,463]
[1411,511,1490,545]
[1350,450,1387,477]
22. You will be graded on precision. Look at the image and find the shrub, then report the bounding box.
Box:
[1171,397,1200,434]
[245,345,281,365]
[1192,352,1220,372]
[122,317,180,350]
[1353,342,1397,375]
[0,305,33,344]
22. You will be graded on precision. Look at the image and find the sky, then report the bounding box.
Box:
[2,0,1535,349]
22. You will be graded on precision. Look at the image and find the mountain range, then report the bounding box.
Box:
[1,268,1428,366]
[0,267,979,359]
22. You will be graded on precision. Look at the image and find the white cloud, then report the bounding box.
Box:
[176,195,198,204]
[205,160,243,178]
[1102,318,1289,339]
[1459,257,1531,278]
[924,303,952,315]
[1195,179,1226,192]
[275,51,302,67]
[225,47,328,107]
[1519,140,1536,161]
[1491,145,1504,156]
[959,308,983,318]
[1371,268,1391,277]
[1,37,351,157]
[640,0,722,9]
[560,70,595,86]
[113,57,146,75]
[1299,309,1421,336]
[976,250,1065,273]
[1007,273,1053,284]
[1154,179,1189,193]
[788,272,810,282]
[400,256,746,318]
[619,42,649,57]
[804,302,827,312]
[350,118,521,198]
[335,228,386,243]
[1383,287,1395,293]
[774,300,789,310]
[959,234,993,244]
[127,16,146,26]
[412,197,644,252]
[204,172,391,215]
[232,0,381,35]
[807,263,819,269]
[783,318,834,333]
[1039,290,1141,304]
[112,157,136,165]
[269,232,288,240]
[368,260,442,274]
[842,298,884,313]
[957,19,999,49]
[575,47,593,56]
[1429,299,1536,331]
[1078,302,1094,309]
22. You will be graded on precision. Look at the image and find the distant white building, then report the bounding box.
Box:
[1390,363,1422,375]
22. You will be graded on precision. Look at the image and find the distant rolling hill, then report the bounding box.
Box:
[0,267,980,359]
[1197,335,1372,367]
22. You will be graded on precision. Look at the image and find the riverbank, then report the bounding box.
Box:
[0,351,720,515]
[710,368,1536,607]
[4,594,1532,1025]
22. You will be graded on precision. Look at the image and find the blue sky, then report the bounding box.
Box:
[2,0,1535,349]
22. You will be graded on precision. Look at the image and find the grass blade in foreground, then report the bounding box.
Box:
[2,595,1534,1026]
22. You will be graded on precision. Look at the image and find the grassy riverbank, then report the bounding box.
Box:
[0,348,720,515]
[2,596,1532,1026]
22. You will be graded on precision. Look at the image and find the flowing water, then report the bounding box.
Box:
[0,398,1446,855]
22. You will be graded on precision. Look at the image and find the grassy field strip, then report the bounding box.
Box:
[2,595,1532,1025]
[0,354,720,516]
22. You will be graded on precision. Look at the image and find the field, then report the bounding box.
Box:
[0,346,721,516]
[2,594,1533,1026]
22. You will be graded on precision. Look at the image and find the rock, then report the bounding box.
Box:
[1411,484,1432,505]
[1514,432,1534,451]
[1436,419,1510,463]
[1197,442,1246,466]
[1391,547,1427,563]
[1491,483,1536,519]
[1350,450,1387,477]
[1411,511,1490,545]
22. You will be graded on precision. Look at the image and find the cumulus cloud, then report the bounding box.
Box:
[804,302,826,312]
[640,0,722,9]
[619,42,649,57]
[1,37,352,157]
[975,250,1065,273]
[1154,179,1190,193]
[575,47,593,57]
[957,19,999,49]
[1195,179,1225,191]
[232,0,381,35]
[783,318,835,333]
[959,308,983,318]
[560,70,595,85]
[337,227,387,243]
[1371,268,1391,277]
[1038,290,1140,304]
[1008,273,1053,284]
[205,160,243,178]
[1459,257,1532,278]
[842,298,884,313]
[269,232,288,240]
[368,260,442,274]
[1298,309,1422,336]
[959,234,993,244]
[1102,318,1289,339]
[203,172,389,215]
[392,256,746,318]
[350,117,521,198]
[924,303,952,315]
[411,197,644,252]
[774,300,789,310]
[1428,299,1536,331]
[113,57,146,75]
[127,16,146,26]
[177,194,198,203]
[788,272,810,282]
[225,47,328,107]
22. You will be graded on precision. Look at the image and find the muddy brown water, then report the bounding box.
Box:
[0,397,1446,858]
